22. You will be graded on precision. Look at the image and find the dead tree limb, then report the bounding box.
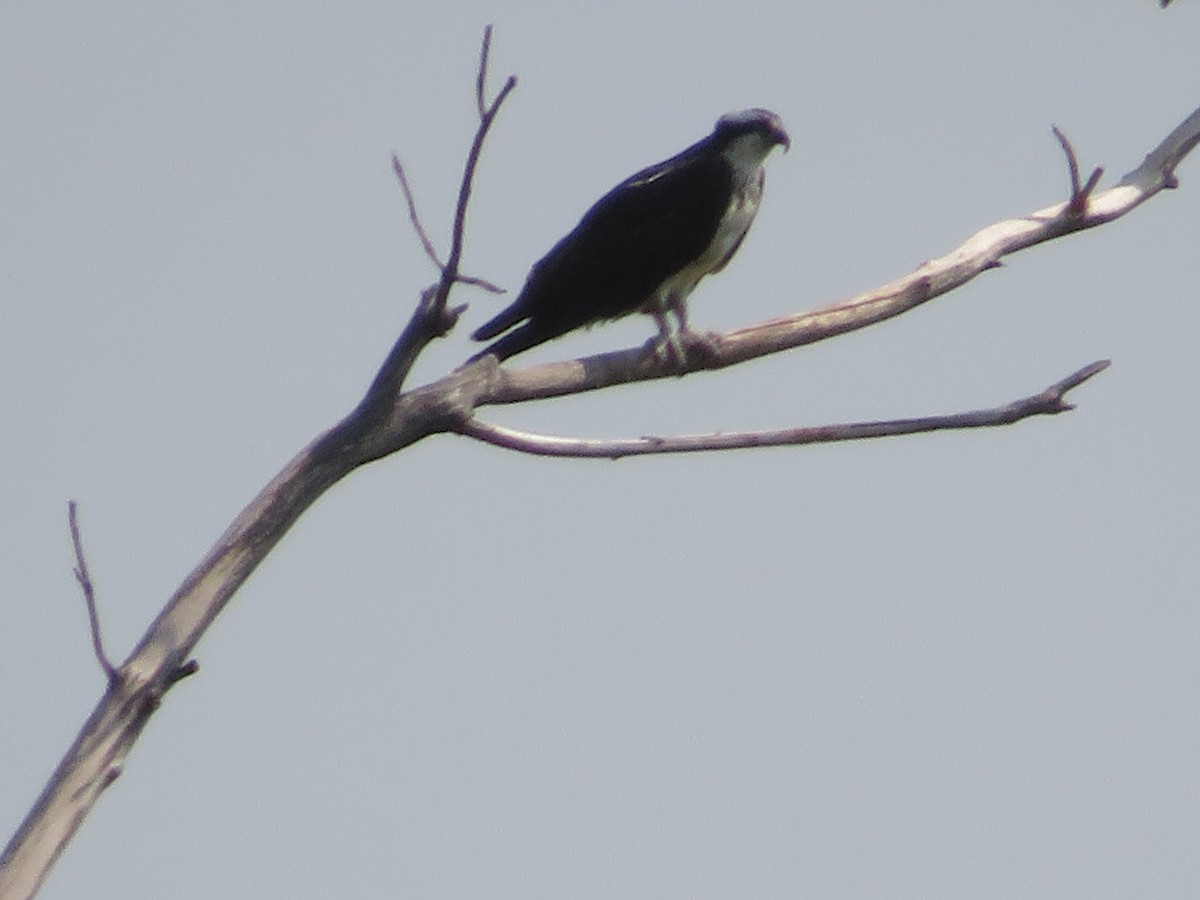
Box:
[0,29,517,900]
[458,360,1110,459]
[1,23,1196,899]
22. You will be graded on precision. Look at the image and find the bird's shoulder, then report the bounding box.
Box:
[591,144,732,221]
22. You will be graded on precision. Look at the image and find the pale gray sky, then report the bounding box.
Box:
[3,2,1200,898]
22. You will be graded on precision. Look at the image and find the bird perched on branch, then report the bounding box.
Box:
[470,108,789,362]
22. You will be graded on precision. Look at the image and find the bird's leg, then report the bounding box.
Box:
[662,312,691,364]
[670,302,719,363]
[651,309,687,364]
[672,303,691,338]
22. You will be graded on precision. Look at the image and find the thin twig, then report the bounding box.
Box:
[458,361,1110,459]
[391,154,505,293]
[455,274,506,293]
[67,501,117,684]
[438,36,517,311]
[391,153,444,270]
[387,28,511,297]
[476,24,493,119]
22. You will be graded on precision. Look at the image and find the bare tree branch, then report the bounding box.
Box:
[362,29,516,404]
[0,29,519,900]
[2,33,1196,899]
[66,501,117,684]
[458,360,1110,458]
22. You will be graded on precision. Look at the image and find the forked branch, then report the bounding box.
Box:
[363,25,515,402]
[1052,125,1104,218]
[391,154,503,294]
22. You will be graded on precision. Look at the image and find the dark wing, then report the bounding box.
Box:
[471,143,733,360]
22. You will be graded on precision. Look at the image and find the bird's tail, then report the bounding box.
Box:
[471,305,527,342]
[467,319,573,362]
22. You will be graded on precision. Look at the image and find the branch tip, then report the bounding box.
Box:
[477,25,494,117]
[1053,358,1111,394]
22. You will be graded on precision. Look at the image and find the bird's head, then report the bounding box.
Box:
[713,108,790,154]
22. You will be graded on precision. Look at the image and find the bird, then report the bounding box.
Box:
[469,108,789,363]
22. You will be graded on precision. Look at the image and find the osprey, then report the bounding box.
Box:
[470,108,789,362]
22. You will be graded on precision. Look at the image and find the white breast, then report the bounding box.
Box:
[646,129,777,315]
